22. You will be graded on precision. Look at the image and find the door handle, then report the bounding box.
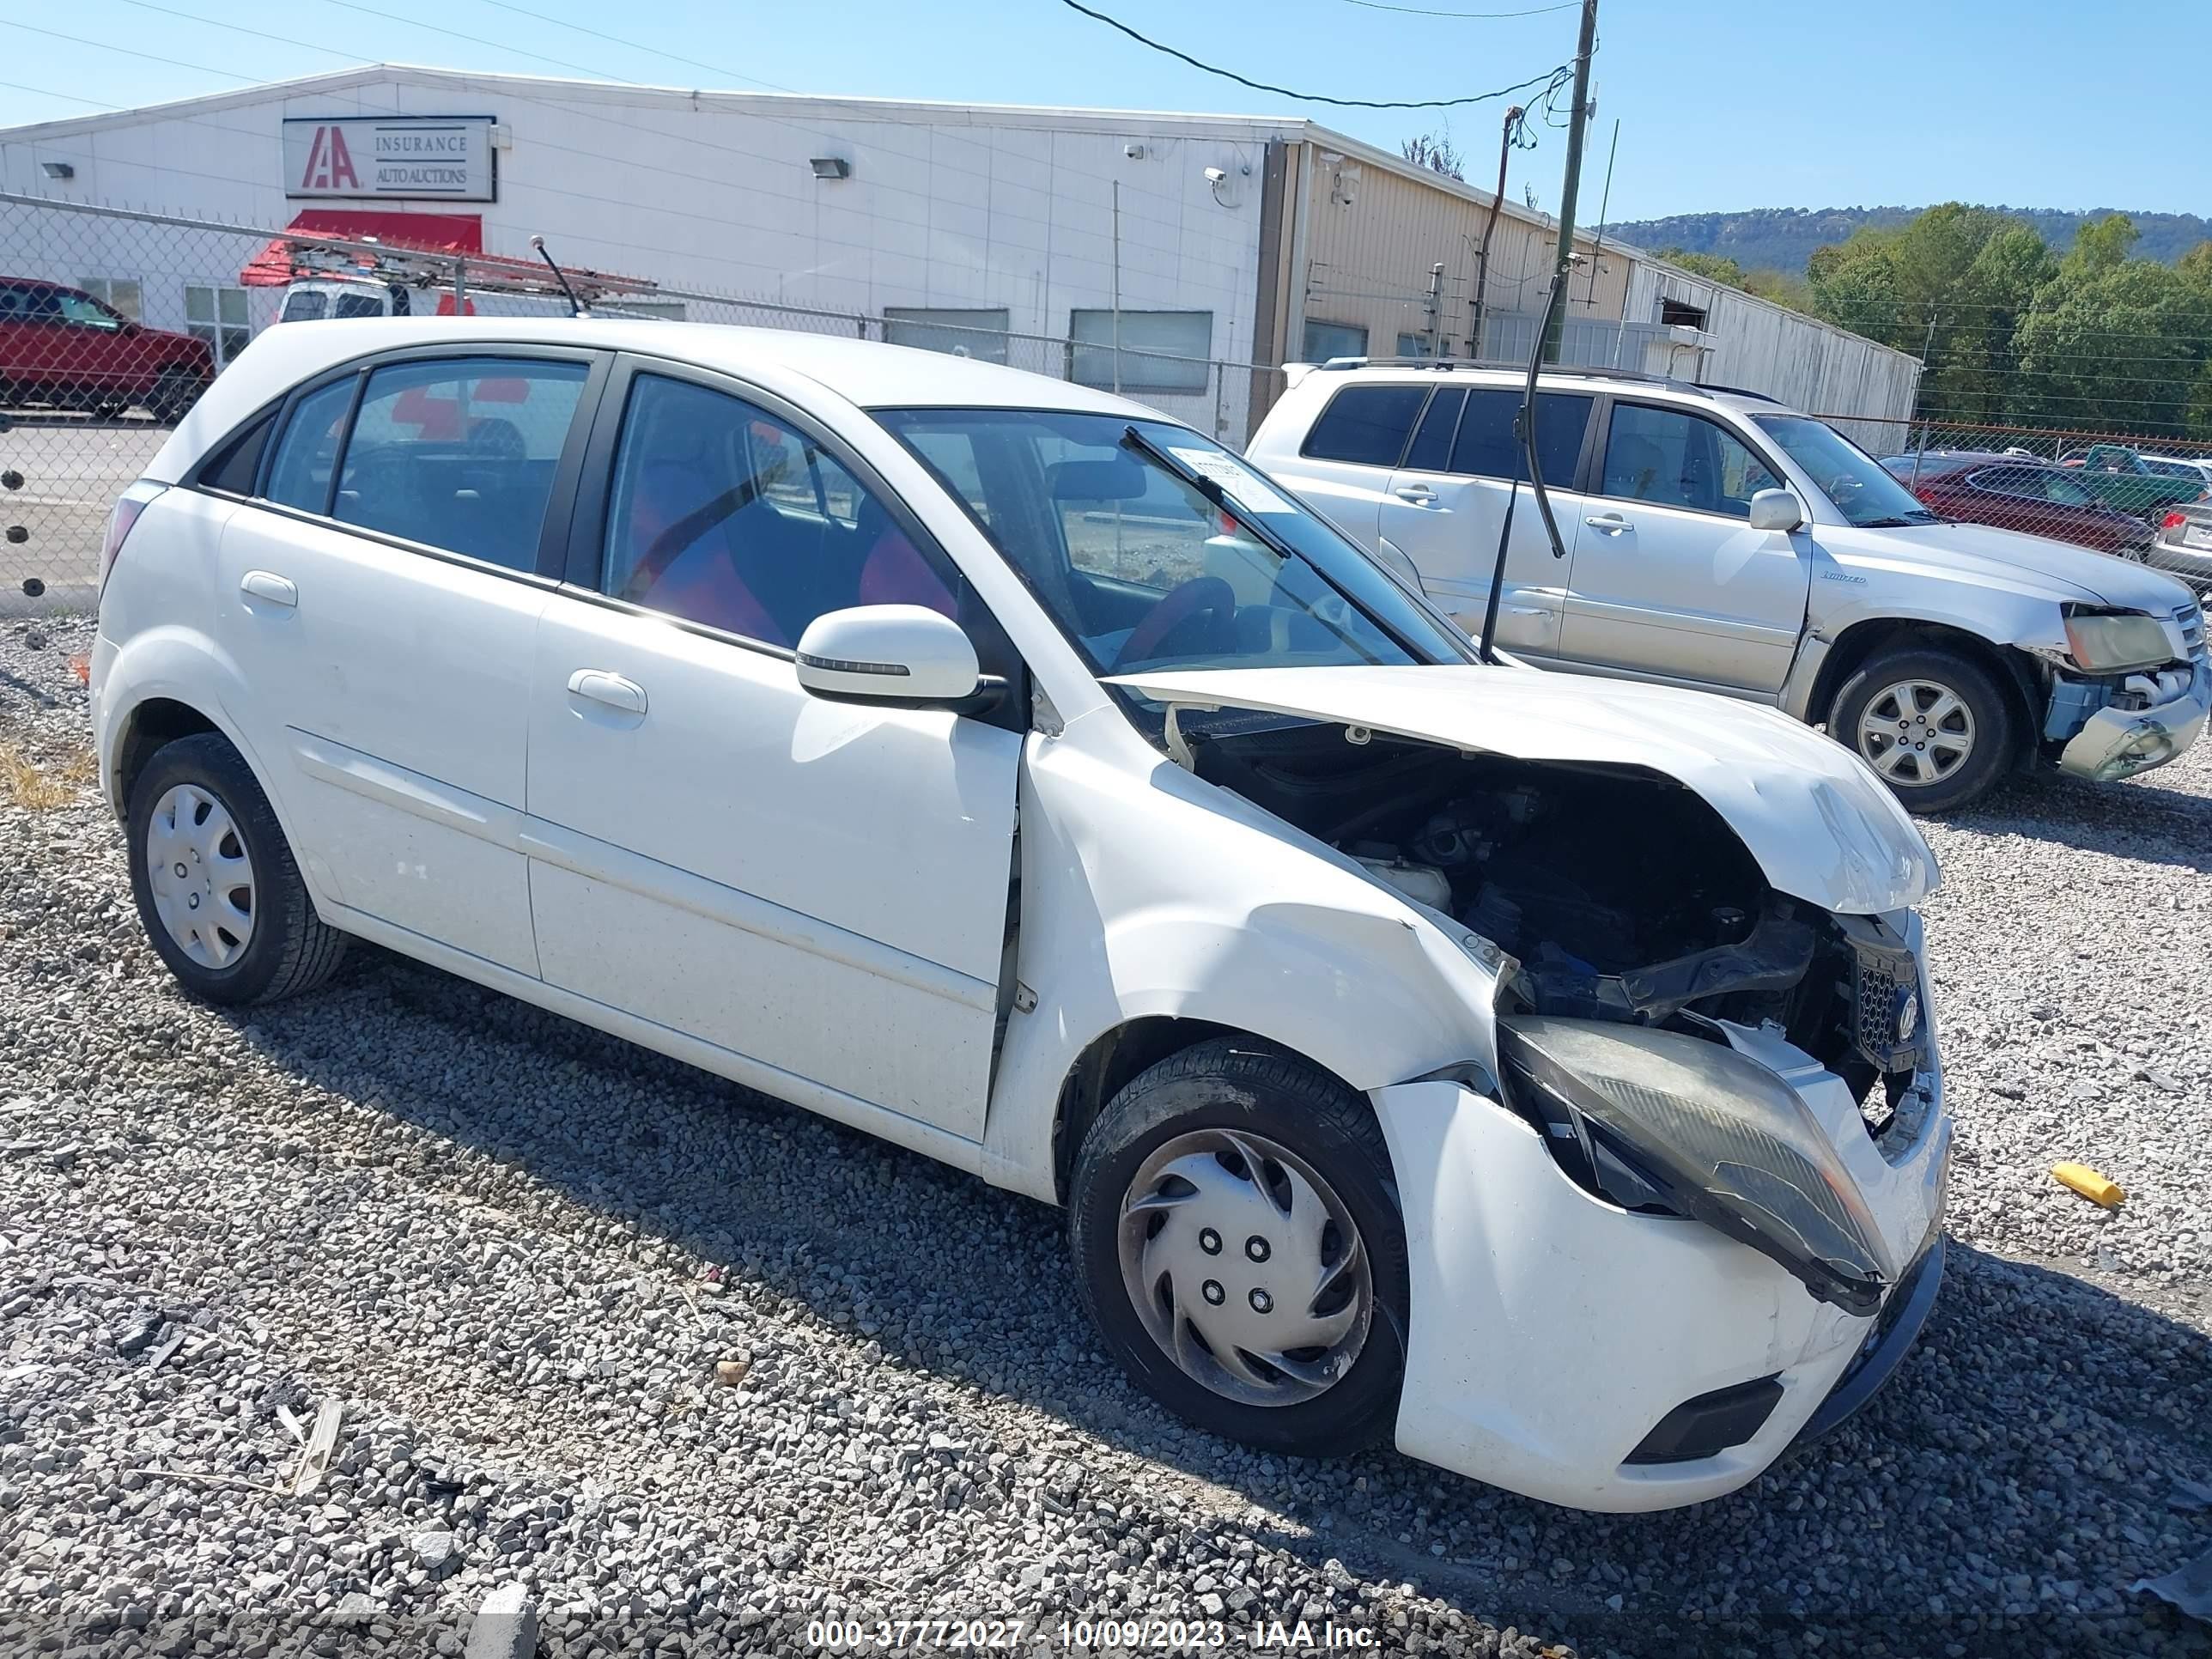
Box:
[1394,483,1437,504]
[1583,513,1633,532]
[240,570,297,608]
[567,669,647,716]
[1503,605,1548,617]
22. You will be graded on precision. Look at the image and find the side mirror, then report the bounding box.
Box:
[1747,488,1805,533]
[795,605,981,706]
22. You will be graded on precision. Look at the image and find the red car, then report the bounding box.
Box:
[1880,450,2154,557]
[0,278,214,423]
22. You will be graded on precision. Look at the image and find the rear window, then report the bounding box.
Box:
[1449,389,1594,483]
[1299,384,1428,468]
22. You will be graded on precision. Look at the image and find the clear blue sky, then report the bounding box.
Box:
[4,0,2207,222]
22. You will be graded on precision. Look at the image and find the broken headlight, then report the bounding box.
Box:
[2063,608,2174,674]
[1497,1014,1893,1316]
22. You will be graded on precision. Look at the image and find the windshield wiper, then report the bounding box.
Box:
[1115,424,1447,663]
[1858,512,1942,527]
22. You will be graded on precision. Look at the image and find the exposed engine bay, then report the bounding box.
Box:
[1186,716,1927,1114]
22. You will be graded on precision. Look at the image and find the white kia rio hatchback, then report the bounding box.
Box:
[92,319,1951,1512]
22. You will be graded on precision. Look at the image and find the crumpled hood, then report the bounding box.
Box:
[1109,664,1939,915]
[1840,520,2197,612]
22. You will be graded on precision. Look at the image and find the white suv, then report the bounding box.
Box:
[1249,361,2209,811]
[93,318,1949,1512]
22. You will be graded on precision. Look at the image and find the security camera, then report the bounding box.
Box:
[1203,167,1228,185]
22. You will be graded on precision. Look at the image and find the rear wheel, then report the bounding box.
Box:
[126,732,347,1004]
[1069,1039,1408,1458]
[1830,646,2014,813]
[148,368,203,425]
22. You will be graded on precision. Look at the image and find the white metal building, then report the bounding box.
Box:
[0,64,1921,444]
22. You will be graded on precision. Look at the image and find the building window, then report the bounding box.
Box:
[1069,309,1212,392]
[1301,319,1368,363]
[884,307,1011,364]
[1658,298,1708,331]
[185,284,251,368]
[79,276,142,322]
[1396,331,1450,359]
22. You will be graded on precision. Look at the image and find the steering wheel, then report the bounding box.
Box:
[1113,576,1237,670]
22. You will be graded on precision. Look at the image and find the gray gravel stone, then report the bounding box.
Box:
[2,612,2209,1658]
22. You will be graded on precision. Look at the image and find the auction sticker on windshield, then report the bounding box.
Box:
[1168,447,1297,517]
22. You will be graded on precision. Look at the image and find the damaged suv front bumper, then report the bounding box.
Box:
[2049,658,2209,784]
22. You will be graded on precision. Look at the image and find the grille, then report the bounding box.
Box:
[1850,938,1923,1073]
[2178,601,2209,671]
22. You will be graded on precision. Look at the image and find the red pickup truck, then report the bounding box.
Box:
[0,278,214,423]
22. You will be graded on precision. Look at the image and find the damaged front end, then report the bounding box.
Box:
[1171,707,1945,1315]
[2038,600,2210,783]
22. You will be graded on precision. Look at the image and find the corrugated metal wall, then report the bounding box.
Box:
[1622,262,1923,427]
[1292,142,1631,363]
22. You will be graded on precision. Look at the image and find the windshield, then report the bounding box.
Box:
[873,409,1474,677]
[1754,414,1942,527]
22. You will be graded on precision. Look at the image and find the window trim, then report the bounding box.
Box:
[1297,381,1436,469]
[557,352,1029,720]
[1585,396,1791,522]
[191,341,612,586]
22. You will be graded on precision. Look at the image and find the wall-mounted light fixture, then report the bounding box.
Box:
[809,157,852,180]
[39,161,76,180]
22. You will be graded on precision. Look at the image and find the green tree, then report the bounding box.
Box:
[2064,212,2139,275]
[2013,259,2209,436]
[1658,247,1749,287]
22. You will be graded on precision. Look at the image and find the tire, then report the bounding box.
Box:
[1829,646,2014,813]
[1068,1038,1409,1459]
[148,367,204,426]
[126,732,348,1005]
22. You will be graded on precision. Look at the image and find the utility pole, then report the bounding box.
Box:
[1540,0,1600,363]
[1470,102,1522,359]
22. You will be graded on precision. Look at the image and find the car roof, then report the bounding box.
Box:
[148,316,1171,483]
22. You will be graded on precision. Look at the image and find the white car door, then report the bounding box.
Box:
[212,348,602,974]
[1379,385,1596,659]
[1559,399,1811,696]
[523,363,1021,1141]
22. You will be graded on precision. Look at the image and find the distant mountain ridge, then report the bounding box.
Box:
[1603,207,2211,273]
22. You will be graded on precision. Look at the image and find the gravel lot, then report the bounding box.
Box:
[2,612,2209,1659]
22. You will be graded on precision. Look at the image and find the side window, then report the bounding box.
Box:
[1449,390,1594,483]
[334,357,589,571]
[334,292,387,320]
[1402,387,1466,471]
[1599,404,1780,519]
[55,291,119,330]
[601,374,958,648]
[201,410,276,495]
[263,377,359,514]
[1299,385,1427,467]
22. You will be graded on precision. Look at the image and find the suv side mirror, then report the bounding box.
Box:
[795,605,982,707]
[1747,489,1805,533]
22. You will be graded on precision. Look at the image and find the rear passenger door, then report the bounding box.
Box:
[212,347,604,974]
[1381,386,1595,658]
[1559,400,1809,695]
[523,360,1022,1143]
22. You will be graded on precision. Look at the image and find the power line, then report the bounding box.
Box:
[1342,0,1574,15]
[8,19,258,84]
[461,0,799,94]
[1054,0,1570,110]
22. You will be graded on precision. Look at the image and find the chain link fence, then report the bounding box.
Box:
[1812,413,2212,573]
[1,193,1274,612]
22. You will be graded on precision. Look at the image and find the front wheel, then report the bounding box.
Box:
[1068,1039,1408,1458]
[1829,646,2014,813]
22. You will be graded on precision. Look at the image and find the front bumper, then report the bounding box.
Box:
[2055,660,2209,783]
[1370,1011,1949,1513]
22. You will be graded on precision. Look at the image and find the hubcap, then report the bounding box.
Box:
[1857,678,1976,787]
[145,783,255,968]
[1117,1127,1372,1407]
